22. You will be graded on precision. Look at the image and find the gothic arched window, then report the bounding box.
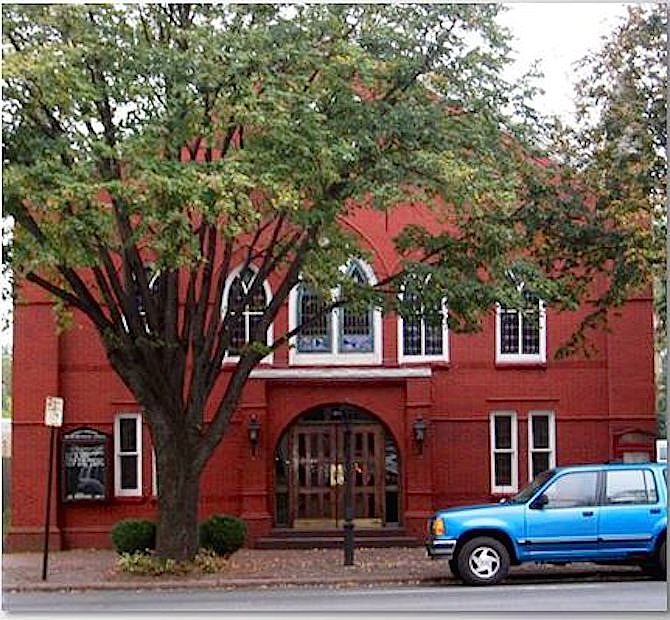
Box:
[225,266,269,356]
[291,259,380,363]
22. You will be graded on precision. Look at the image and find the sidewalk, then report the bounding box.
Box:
[2,547,643,593]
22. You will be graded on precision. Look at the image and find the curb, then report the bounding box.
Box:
[3,575,452,594]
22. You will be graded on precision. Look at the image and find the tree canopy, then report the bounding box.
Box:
[567,4,667,433]
[2,3,658,559]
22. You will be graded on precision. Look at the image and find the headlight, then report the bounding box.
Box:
[432,517,446,536]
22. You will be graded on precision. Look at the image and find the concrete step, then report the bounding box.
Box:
[255,528,421,549]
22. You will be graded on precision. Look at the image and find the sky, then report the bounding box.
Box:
[0,3,635,351]
[498,2,630,122]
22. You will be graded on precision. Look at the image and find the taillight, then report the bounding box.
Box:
[432,517,445,536]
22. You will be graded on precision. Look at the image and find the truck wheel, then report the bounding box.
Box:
[641,539,667,580]
[448,559,461,579]
[656,539,666,580]
[456,537,510,586]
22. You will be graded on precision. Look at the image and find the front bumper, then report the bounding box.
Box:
[425,538,457,560]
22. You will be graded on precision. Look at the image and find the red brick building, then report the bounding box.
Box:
[8,204,657,551]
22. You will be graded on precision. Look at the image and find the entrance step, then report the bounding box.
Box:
[255,527,421,550]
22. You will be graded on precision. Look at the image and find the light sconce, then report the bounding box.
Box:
[248,415,261,456]
[413,417,427,453]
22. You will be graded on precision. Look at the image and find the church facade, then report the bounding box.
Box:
[8,204,657,551]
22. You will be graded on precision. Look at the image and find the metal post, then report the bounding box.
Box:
[334,418,339,528]
[41,425,56,581]
[343,410,354,566]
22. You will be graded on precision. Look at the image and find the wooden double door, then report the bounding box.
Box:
[290,423,385,528]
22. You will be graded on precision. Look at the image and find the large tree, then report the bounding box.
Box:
[568,4,667,434]
[2,4,654,560]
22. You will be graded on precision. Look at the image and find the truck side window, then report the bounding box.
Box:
[605,469,658,505]
[543,472,598,508]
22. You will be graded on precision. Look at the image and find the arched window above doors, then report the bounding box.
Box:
[289,259,382,365]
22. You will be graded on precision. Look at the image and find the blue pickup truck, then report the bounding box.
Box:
[426,463,667,585]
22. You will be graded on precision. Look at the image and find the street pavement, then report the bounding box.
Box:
[4,582,667,613]
[1,546,652,594]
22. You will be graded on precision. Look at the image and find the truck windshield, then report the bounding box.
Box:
[510,469,555,504]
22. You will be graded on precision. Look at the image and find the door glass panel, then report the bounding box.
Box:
[355,433,363,457]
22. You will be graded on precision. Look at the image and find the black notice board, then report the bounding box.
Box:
[62,428,110,502]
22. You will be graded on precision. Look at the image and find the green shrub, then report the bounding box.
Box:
[198,514,246,556]
[110,519,156,555]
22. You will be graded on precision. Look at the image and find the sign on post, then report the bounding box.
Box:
[42,395,63,581]
[44,397,64,427]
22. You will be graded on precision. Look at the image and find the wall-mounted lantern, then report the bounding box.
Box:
[413,417,427,453]
[248,415,261,456]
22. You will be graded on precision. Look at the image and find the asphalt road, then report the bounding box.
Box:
[3,581,667,613]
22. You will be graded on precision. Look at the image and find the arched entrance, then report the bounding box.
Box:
[273,405,400,529]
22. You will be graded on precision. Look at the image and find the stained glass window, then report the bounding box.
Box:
[296,285,332,352]
[401,287,445,358]
[498,291,543,357]
[226,268,268,356]
[339,262,373,353]
[294,260,378,357]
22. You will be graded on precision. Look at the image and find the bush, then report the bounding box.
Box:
[110,519,156,554]
[198,514,246,556]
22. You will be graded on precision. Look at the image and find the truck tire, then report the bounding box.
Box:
[641,538,666,580]
[659,539,666,575]
[448,558,461,579]
[456,536,510,586]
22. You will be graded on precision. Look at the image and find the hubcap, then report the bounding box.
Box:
[468,545,501,579]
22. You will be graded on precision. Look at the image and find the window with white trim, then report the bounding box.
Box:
[222,265,272,360]
[496,290,546,363]
[528,412,556,480]
[490,412,518,493]
[114,413,142,497]
[398,285,448,363]
[289,259,382,365]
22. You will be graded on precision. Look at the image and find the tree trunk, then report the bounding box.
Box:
[154,443,202,561]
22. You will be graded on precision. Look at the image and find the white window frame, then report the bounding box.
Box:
[490,411,518,494]
[114,413,143,497]
[221,263,274,364]
[528,411,556,481]
[397,299,449,364]
[495,299,546,364]
[288,259,382,366]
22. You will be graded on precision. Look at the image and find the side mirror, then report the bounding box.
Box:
[530,494,549,510]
